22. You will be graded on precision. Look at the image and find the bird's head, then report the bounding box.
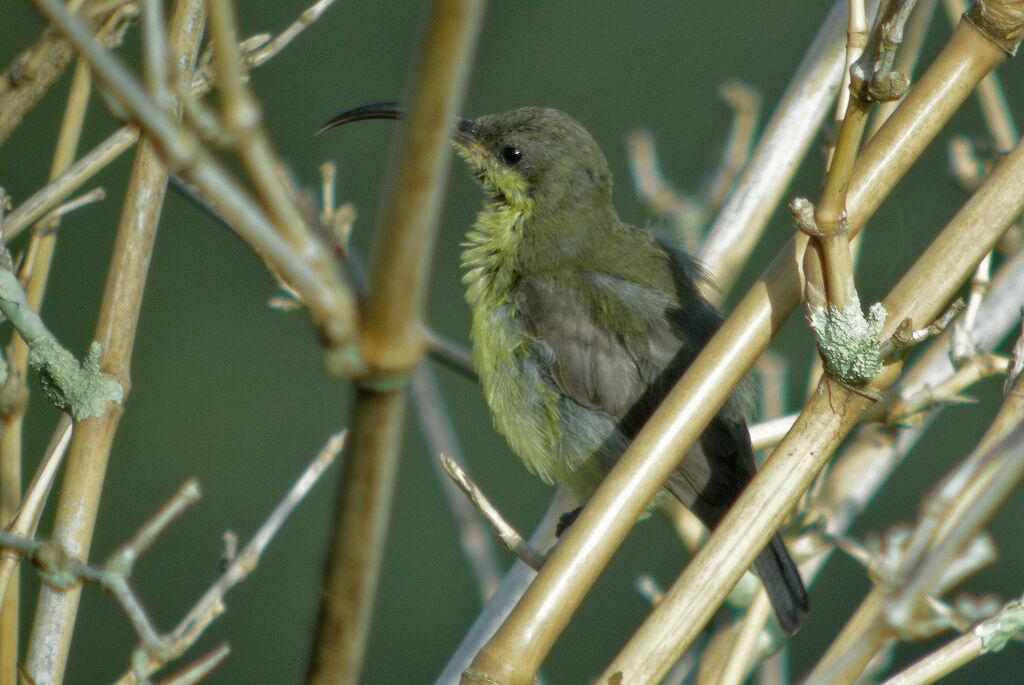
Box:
[318,103,613,220]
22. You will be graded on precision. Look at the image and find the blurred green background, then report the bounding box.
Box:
[2,1,1023,683]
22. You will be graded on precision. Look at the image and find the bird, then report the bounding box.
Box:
[320,102,809,634]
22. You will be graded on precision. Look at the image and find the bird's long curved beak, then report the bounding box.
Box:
[317,101,486,155]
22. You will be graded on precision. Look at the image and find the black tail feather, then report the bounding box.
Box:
[754,533,809,635]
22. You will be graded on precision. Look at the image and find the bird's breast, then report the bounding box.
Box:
[467,297,564,483]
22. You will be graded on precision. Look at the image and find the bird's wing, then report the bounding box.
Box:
[514,268,757,524]
[513,270,699,426]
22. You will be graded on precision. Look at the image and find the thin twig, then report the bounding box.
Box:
[33,187,106,231]
[878,592,1024,685]
[108,479,202,575]
[699,0,864,297]
[0,479,203,679]
[5,0,336,242]
[0,414,72,610]
[245,0,337,68]
[29,0,360,354]
[438,454,545,570]
[0,2,137,145]
[115,429,346,684]
[154,643,231,685]
[2,125,141,241]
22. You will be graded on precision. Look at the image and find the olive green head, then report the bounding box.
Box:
[453,107,613,218]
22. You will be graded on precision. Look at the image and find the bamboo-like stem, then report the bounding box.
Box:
[749,414,800,449]
[805,239,1024,545]
[698,0,857,295]
[771,147,1024,685]
[435,489,571,685]
[0,48,93,685]
[807,0,937,395]
[713,591,773,685]
[973,69,1019,149]
[598,371,880,685]
[5,0,331,243]
[943,0,1020,151]
[21,2,206,681]
[355,9,482,374]
[306,388,408,684]
[812,101,868,309]
[878,629,981,685]
[811,0,872,309]
[208,0,303,244]
[709,351,791,684]
[809,0,919,388]
[464,16,1011,685]
[601,122,1024,685]
[306,2,484,683]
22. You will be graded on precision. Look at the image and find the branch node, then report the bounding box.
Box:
[789,196,824,237]
[964,0,1024,57]
[30,339,124,420]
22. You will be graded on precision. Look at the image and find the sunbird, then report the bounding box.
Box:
[320,103,809,634]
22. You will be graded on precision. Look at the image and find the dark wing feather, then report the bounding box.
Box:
[513,264,808,633]
[513,264,760,522]
[513,271,683,423]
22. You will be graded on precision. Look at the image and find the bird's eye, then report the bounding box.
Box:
[501,145,523,166]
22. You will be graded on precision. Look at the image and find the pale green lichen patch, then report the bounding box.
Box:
[809,295,888,386]
[29,340,123,420]
[977,598,1024,653]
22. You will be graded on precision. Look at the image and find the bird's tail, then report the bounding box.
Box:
[753,533,809,635]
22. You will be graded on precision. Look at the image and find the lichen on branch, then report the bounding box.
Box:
[808,294,888,386]
[0,256,122,419]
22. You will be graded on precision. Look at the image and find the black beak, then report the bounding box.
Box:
[317,101,485,154]
[316,101,405,134]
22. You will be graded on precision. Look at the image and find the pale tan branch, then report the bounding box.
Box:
[438,454,545,570]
